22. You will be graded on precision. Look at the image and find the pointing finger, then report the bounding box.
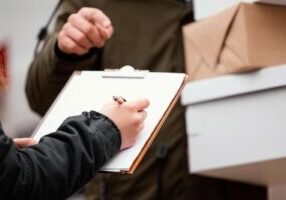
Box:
[79,7,111,28]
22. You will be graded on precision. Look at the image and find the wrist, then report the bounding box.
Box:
[55,41,98,62]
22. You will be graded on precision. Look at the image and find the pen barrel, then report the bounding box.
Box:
[113,96,126,104]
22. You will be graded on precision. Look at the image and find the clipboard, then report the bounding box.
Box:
[32,66,188,174]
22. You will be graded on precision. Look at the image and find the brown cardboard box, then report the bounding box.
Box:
[183,2,286,81]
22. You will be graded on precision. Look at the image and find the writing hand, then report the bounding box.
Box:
[101,98,150,150]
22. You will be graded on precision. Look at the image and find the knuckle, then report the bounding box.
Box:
[75,34,86,44]
[68,14,77,22]
[84,25,94,35]
[80,7,96,20]
[58,37,68,51]
[79,7,89,14]
[94,8,103,16]
[127,103,136,111]
[62,23,70,32]
[57,32,65,41]
[67,43,77,51]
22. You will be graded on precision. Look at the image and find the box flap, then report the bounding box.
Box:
[244,3,286,67]
[181,64,286,105]
[183,4,239,70]
[184,2,286,81]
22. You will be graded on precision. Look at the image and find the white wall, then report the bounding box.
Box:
[0,0,58,137]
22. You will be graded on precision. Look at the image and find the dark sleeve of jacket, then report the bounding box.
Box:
[25,0,100,116]
[0,111,121,200]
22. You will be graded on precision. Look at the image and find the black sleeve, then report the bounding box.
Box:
[0,111,121,200]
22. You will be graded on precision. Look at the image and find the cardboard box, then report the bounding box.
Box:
[193,0,286,20]
[181,64,286,185]
[183,3,286,81]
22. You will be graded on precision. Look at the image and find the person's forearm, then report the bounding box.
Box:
[0,111,121,200]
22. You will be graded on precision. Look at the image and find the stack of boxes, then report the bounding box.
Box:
[181,1,286,187]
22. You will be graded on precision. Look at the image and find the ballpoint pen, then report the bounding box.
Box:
[113,96,127,104]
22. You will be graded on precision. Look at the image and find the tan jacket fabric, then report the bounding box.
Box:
[25,0,266,199]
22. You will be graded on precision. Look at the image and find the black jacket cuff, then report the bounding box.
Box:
[82,111,122,155]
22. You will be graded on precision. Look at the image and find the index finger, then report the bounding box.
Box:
[128,98,150,111]
[97,25,113,40]
[79,7,111,28]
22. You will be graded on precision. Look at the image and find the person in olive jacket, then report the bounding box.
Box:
[25,1,267,199]
[0,99,149,200]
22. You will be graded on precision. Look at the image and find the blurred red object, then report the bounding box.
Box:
[0,43,9,91]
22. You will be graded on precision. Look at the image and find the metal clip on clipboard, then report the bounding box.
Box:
[103,65,149,79]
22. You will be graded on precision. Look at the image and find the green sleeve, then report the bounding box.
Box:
[25,0,100,116]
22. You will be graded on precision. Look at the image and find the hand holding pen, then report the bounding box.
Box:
[101,97,149,150]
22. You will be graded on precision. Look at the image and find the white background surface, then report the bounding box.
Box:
[0,0,58,137]
[193,0,286,20]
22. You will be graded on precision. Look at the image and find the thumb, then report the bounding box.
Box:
[128,98,150,111]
